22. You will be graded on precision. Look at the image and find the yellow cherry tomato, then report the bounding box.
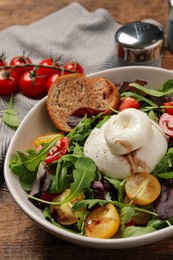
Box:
[50,189,83,226]
[85,203,120,239]
[125,172,161,206]
[33,132,63,146]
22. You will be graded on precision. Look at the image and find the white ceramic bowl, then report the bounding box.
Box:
[4,66,173,249]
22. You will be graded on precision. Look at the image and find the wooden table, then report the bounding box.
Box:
[0,0,173,259]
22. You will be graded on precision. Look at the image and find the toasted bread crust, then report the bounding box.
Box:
[47,73,96,132]
[91,77,120,113]
[47,73,120,132]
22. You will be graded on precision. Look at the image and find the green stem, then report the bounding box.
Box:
[9,95,13,110]
[0,63,78,74]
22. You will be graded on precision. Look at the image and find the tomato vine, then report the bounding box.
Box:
[0,53,84,98]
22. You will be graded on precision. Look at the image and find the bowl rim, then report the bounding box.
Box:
[4,66,173,248]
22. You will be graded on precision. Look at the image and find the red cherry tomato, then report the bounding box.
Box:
[118,97,140,111]
[19,70,47,98]
[46,73,60,92]
[36,58,60,79]
[41,190,58,202]
[163,101,173,115]
[159,113,173,137]
[45,137,69,164]
[10,55,33,77]
[62,61,84,75]
[0,70,19,96]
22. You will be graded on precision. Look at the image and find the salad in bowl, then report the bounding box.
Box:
[4,66,173,248]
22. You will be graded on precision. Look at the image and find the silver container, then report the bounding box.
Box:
[114,21,164,67]
[167,0,173,52]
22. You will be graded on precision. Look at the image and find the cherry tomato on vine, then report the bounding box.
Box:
[163,101,173,115]
[46,73,60,92]
[61,61,84,75]
[10,55,33,77]
[118,97,140,111]
[19,70,47,98]
[36,58,60,79]
[0,69,19,96]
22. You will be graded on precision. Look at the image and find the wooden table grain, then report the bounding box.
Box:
[0,1,173,259]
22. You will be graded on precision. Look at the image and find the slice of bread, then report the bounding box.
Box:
[47,73,120,133]
[47,73,96,132]
[91,77,120,113]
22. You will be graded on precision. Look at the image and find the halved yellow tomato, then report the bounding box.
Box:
[50,189,83,225]
[125,172,161,206]
[85,203,120,239]
[33,132,63,146]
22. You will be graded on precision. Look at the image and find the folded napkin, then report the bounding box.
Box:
[0,2,120,177]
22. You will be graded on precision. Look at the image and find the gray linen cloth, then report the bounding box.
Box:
[0,2,120,177]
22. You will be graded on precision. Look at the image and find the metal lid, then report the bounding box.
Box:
[115,21,164,63]
[168,0,173,21]
[168,0,173,7]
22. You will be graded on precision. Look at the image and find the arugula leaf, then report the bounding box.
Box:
[62,157,97,203]
[147,216,173,229]
[19,170,37,192]
[67,113,105,144]
[50,154,78,194]
[147,217,165,228]
[9,156,29,177]
[17,137,59,171]
[148,110,159,123]
[103,176,126,203]
[9,156,36,191]
[152,147,173,176]
[50,157,96,205]
[129,82,173,97]
[67,115,93,142]
[34,156,97,205]
[157,79,173,92]
[95,116,110,129]
[71,142,84,156]
[73,199,108,211]
[74,210,87,234]
[2,95,20,129]
[56,161,70,192]
[73,198,157,221]
[118,225,156,238]
[119,206,135,225]
[158,172,173,179]
[120,91,158,107]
